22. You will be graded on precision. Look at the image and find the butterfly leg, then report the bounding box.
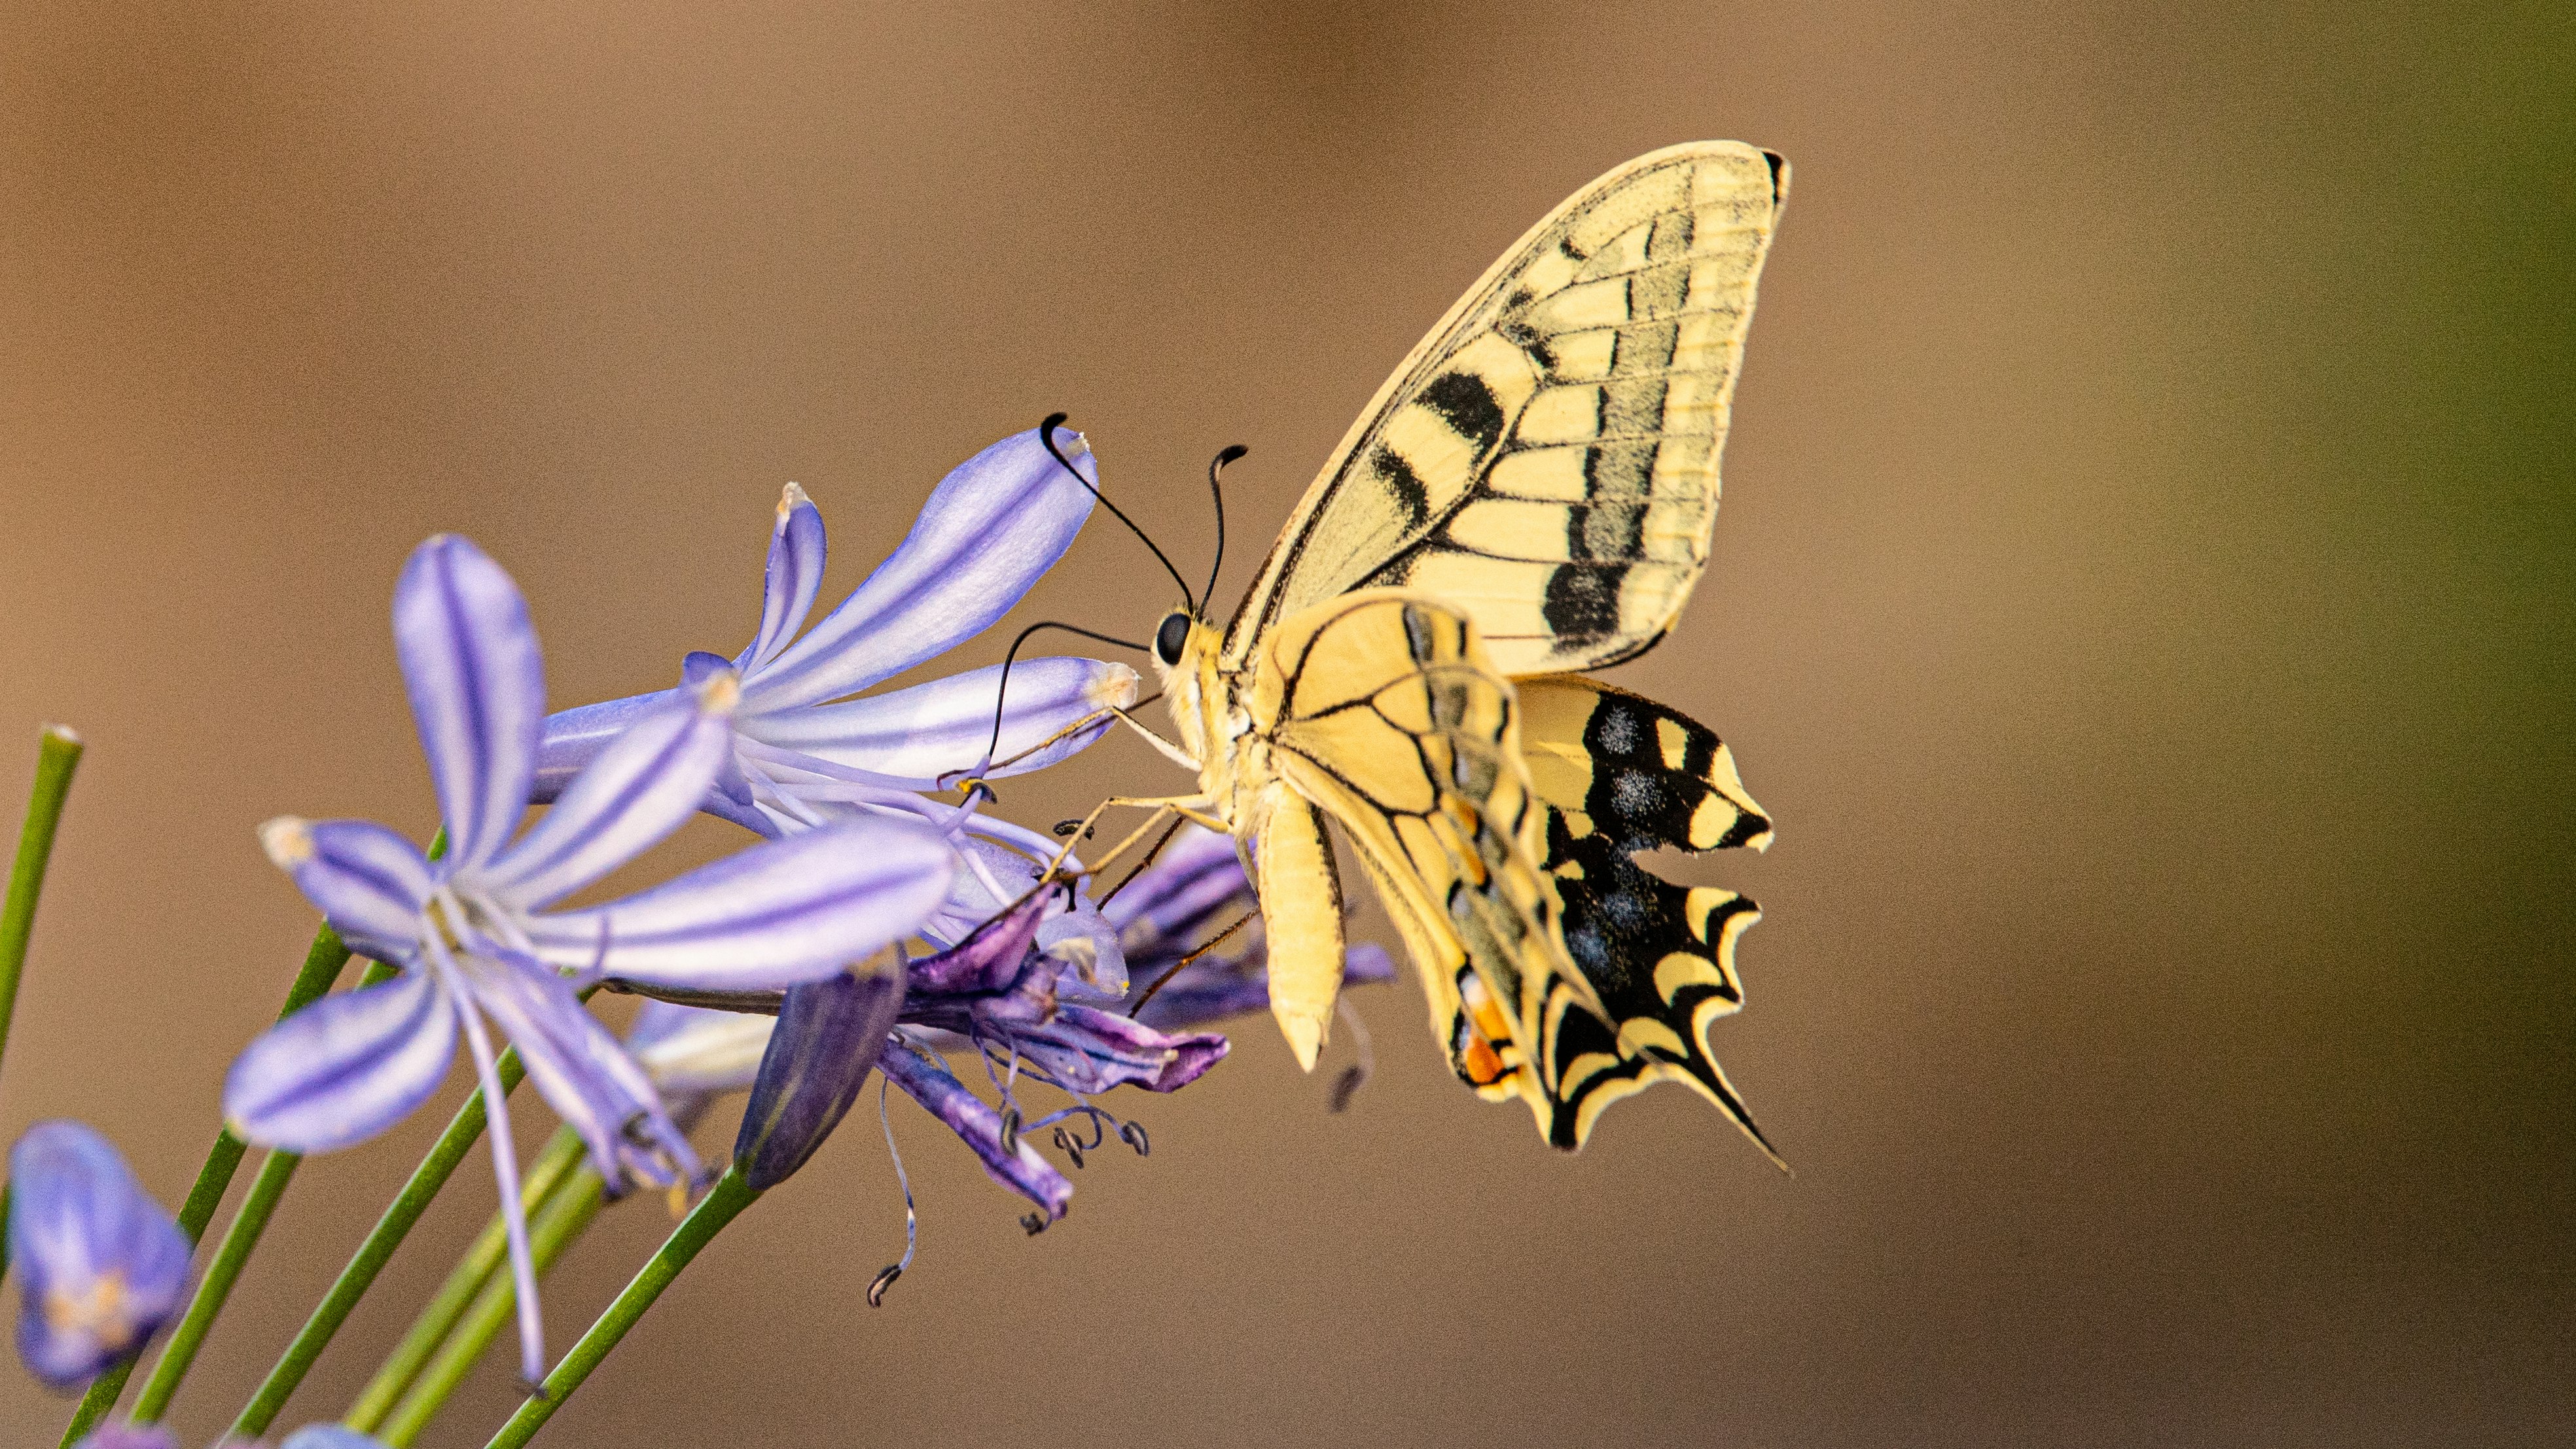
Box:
[1042,794,1227,881]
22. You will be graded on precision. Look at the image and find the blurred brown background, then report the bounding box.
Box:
[2,2,2568,1445]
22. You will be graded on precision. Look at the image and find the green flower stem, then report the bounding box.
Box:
[345,1124,588,1435]
[128,960,401,1427]
[56,923,356,1446]
[481,1168,762,1449]
[226,1048,535,1439]
[379,1162,606,1447]
[0,724,83,1087]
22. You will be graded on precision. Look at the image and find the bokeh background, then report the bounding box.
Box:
[1,3,2567,1445]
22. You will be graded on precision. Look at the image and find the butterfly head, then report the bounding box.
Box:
[1147,607,1225,764]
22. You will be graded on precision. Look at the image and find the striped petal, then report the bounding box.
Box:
[532,818,957,991]
[257,817,433,963]
[224,971,456,1153]
[481,671,739,910]
[742,429,1101,712]
[741,483,828,671]
[531,689,670,806]
[880,1037,1073,1224]
[741,657,1137,787]
[394,535,546,871]
[455,951,698,1192]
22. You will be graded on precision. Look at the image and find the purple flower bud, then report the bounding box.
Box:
[732,955,907,1192]
[7,1122,192,1391]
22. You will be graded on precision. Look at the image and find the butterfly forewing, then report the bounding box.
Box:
[1225,141,1788,677]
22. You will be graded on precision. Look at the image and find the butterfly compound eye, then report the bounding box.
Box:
[1154,612,1192,666]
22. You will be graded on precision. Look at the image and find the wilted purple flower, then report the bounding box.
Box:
[537,428,1137,858]
[8,1122,190,1391]
[224,534,957,1383]
[1103,826,1395,1033]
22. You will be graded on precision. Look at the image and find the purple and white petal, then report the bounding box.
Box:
[1038,906,1129,999]
[481,674,739,910]
[393,535,546,871]
[224,971,457,1154]
[454,952,699,1192]
[740,657,1137,786]
[629,1003,776,1101]
[975,994,1228,1095]
[740,484,828,671]
[879,1038,1073,1223]
[531,819,957,991]
[742,429,1101,712]
[279,1427,398,1449]
[257,817,433,963]
[532,689,672,806]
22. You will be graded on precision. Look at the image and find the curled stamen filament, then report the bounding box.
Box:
[868,1074,916,1308]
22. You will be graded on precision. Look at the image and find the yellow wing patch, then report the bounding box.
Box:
[1224,141,1789,677]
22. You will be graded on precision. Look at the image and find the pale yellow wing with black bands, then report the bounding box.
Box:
[1244,590,1583,1134]
[1518,675,1782,1159]
[1223,141,1788,678]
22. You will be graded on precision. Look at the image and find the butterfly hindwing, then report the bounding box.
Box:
[1225,141,1789,678]
[1516,676,1778,1154]
[1246,592,1609,1129]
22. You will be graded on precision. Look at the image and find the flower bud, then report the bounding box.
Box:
[8,1121,192,1391]
[732,950,906,1192]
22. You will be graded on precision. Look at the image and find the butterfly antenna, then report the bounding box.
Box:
[962,619,1148,796]
[1201,444,1247,612]
[1039,413,1196,614]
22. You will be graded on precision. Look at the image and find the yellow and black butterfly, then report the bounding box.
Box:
[1079,141,1786,1154]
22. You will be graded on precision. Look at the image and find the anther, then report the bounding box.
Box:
[1052,1126,1084,1169]
[998,1105,1021,1155]
[1119,1120,1151,1156]
[1020,1212,1048,1236]
[866,1264,903,1308]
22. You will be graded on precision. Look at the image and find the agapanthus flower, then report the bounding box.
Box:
[224,533,957,1382]
[7,1121,190,1390]
[536,427,1137,861]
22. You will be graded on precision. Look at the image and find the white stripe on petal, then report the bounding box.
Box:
[742,429,1100,712]
[224,971,456,1153]
[394,535,546,872]
[480,680,737,910]
[742,656,1137,785]
[259,818,434,960]
[528,818,957,991]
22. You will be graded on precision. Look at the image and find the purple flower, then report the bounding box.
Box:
[7,1122,191,1391]
[536,429,1137,857]
[1103,827,1396,1033]
[223,534,957,1383]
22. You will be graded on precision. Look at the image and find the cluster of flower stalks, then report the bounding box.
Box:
[0,425,1391,1448]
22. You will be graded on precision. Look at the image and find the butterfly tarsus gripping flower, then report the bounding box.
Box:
[7,1121,192,1391]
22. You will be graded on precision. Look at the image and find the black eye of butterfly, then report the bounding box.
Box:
[1154,612,1192,666]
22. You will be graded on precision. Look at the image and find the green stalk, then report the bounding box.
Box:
[0,724,83,1084]
[480,1168,761,1449]
[379,1164,606,1447]
[345,1124,588,1434]
[226,1049,533,1439]
[56,923,355,1446]
[128,961,402,1425]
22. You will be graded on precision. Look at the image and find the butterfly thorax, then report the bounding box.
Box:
[1149,615,1254,815]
